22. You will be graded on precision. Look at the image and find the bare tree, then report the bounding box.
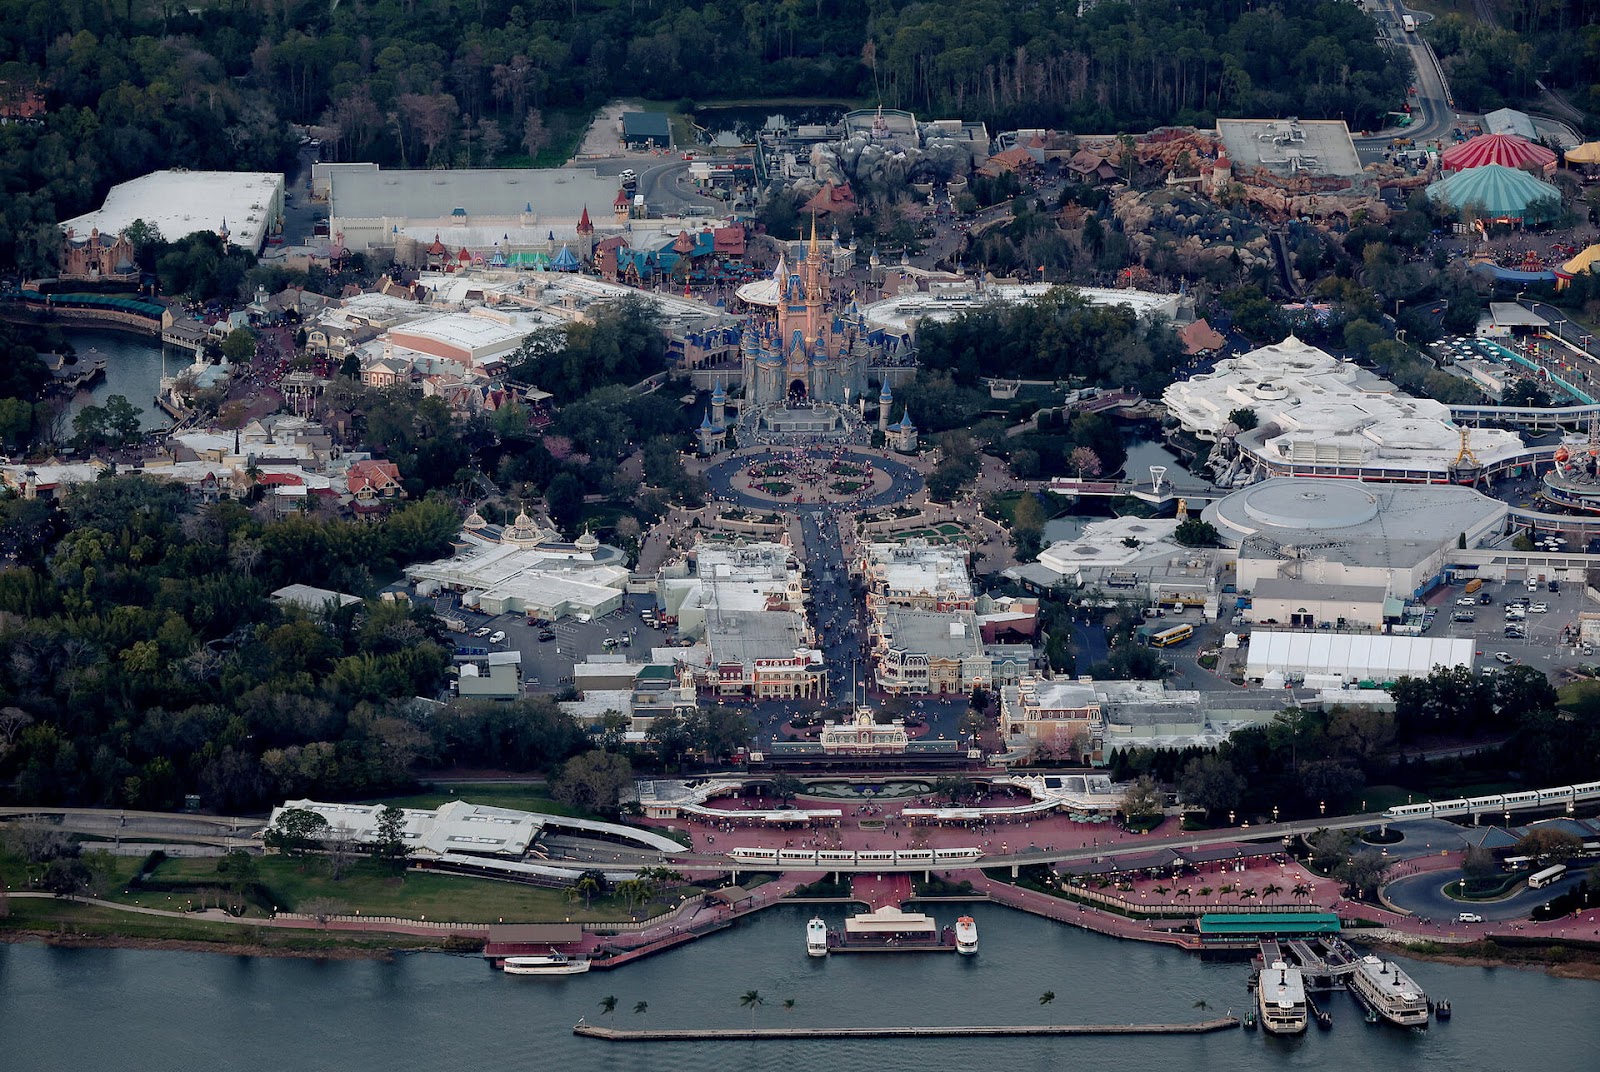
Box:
[522,108,550,160]
[0,707,33,756]
[323,824,360,880]
[299,897,348,924]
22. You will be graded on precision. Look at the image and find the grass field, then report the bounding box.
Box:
[113,855,666,925]
[0,898,454,954]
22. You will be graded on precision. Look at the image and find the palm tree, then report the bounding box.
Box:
[633,1001,648,1016]
[740,990,765,1028]
[1194,999,1210,1011]
[783,998,796,1014]
[1239,887,1258,903]
[1199,886,1214,899]
[1039,990,1056,1019]
[599,995,617,1017]
[1262,883,1284,903]
[1153,884,1172,897]
[1292,882,1312,901]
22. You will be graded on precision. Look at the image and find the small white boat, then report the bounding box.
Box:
[807,916,829,957]
[502,952,591,976]
[955,915,978,955]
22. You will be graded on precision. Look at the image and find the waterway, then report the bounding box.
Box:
[4,902,1596,1071]
[59,327,177,432]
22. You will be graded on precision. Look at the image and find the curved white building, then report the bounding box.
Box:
[1164,336,1525,482]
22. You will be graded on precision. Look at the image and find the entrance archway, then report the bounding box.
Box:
[788,379,808,402]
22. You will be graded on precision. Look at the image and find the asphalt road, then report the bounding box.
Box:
[1354,1,1457,150]
[1385,867,1585,921]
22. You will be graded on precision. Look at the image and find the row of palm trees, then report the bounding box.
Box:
[596,991,796,1027]
[1094,879,1315,904]
[565,866,686,912]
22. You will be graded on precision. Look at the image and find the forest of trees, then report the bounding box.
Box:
[915,287,1185,397]
[0,0,1426,272]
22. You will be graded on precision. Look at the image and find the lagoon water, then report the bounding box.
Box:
[4,903,1596,1072]
[60,327,176,431]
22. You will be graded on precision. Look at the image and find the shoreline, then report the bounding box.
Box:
[0,928,434,960]
[1369,937,1600,981]
[12,887,1600,982]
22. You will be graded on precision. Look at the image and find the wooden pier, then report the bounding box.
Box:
[574,1017,1241,1041]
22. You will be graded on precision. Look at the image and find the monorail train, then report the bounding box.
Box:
[725,846,985,866]
[1382,781,1600,820]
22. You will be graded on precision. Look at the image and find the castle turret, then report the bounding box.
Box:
[696,410,720,456]
[878,381,893,433]
[711,379,726,427]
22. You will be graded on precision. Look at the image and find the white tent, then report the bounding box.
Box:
[1245,631,1473,681]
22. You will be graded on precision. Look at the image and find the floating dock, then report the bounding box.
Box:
[575,1018,1241,1041]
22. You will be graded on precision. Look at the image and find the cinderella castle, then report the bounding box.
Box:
[725,221,912,441]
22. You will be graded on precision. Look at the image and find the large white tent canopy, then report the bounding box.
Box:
[1246,631,1474,681]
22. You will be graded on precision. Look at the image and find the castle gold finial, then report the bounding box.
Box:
[809,213,820,256]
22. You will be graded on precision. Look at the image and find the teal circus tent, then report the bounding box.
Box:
[1425,163,1561,223]
[551,244,580,271]
[505,251,550,269]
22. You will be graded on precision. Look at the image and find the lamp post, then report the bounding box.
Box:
[1228,810,1236,827]
[1272,805,1280,823]
[1319,800,1326,817]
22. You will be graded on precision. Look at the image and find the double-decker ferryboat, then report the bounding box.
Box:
[502,952,591,976]
[1256,961,1307,1035]
[1348,955,1429,1027]
[807,917,829,957]
[954,916,978,955]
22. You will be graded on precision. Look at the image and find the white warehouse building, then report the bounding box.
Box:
[1244,631,1475,683]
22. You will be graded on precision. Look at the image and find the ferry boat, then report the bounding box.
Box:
[807,916,829,957]
[1348,954,1429,1027]
[1255,961,1308,1035]
[954,915,978,955]
[501,952,591,976]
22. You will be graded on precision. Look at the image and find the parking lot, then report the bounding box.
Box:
[1418,577,1590,672]
[432,593,672,694]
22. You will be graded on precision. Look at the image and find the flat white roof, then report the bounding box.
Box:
[62,170,284,253]
[329,165,618,222]
[1245,630,1474,680]
[389,309,539,361]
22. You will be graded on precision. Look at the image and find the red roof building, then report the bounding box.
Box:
[346,459,404,501]
[1440,133,1558,177]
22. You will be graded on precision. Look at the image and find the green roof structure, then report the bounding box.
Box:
[1425,163,1561,223]
[1197,912,1341,943]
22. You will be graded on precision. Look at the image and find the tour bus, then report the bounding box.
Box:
[1401,13,1417,32]
[1149,624,1194,648]
[1528,863,1567,889]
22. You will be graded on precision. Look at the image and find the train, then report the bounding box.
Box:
[725,846,985,866]
[1382,781,1600,820]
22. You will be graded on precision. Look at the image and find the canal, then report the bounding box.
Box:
[59,327,178,432]
[3,902,1595,1071]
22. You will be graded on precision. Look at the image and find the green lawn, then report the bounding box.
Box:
[1557,679,1600,717]
[116,855,668,925]
[0,898,456,954]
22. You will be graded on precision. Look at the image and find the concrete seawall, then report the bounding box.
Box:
[574,1017,1240,1041]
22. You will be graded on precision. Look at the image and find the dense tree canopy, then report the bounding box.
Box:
[0,0,1423,271]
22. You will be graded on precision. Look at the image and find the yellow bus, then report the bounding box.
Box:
[1149,624,1194,648]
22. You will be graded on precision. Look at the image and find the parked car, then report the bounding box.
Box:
[1548,579,1561,592]
[1530,602,1548,613]
[489,630,506,644]
[538,630,556,642]
[1494,651,1515,664]
[1456,912,1485,923]
[473,626,492,637]
[1455,597,1476,607]
[1478,593,1493,605]
[1452,612,1475,622]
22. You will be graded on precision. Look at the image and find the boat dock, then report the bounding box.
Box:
[574,1017,1242,1041]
